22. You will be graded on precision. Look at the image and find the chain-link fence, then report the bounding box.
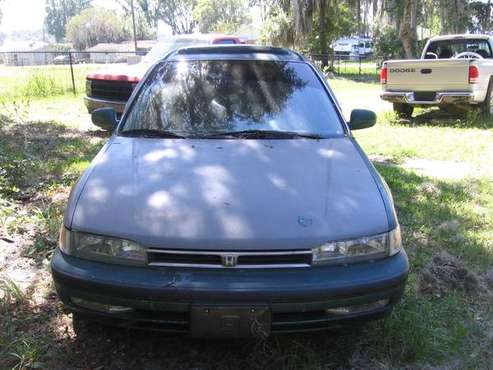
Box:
[310,53,381,78]
[0,50,145,96]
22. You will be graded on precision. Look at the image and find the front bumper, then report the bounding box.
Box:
[51,249,408,335]
[381,91,475,105]
[84,96,126,114]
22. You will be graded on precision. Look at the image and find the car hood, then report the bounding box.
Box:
[86,62,150,82]
[69,137,389,251]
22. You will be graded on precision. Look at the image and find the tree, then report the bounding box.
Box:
[157,0,197,34]
[116,0,157,39]
[469,1,493,33]
[65,7,128,49]
[439,0,468,34]
[259,3,295,47]
[193,0,250,33]
[45,0,91,42]
[399,0,417,58]
[260,0,353,60]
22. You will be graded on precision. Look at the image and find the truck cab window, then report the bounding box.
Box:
[426,39,493,59]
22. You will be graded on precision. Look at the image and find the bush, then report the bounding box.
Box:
[21,73,70,98]
[373,26,405,60]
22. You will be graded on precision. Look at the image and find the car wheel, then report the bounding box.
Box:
[393,102,414,119]
[480,79,493,117]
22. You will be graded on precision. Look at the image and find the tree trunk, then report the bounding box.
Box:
[319,0,328,67]
[454,0,466,33]
[356,0,361,35]
[291,0,314,49]
[399,0,417,59]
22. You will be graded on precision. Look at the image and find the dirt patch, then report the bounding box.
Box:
[419,252,482,297]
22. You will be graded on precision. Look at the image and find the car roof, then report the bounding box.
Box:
[166,45,305,62]
[429,34,491,42]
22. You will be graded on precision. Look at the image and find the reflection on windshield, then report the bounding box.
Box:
[122,60,343,137]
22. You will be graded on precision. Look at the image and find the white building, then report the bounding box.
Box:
[0,41,54,66]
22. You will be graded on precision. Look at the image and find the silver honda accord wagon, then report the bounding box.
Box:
[51,45,408,338]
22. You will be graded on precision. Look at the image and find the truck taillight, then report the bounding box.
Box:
[380,66,388,84]
[469,65,479,84]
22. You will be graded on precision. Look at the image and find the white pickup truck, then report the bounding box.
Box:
[380,34,493,118]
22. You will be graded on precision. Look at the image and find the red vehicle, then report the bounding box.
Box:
[84,34,242,116]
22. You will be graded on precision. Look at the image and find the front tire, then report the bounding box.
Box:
[393,103,414,119]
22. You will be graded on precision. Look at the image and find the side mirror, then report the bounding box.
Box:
[348,109,376,130]
[91,108,118,131]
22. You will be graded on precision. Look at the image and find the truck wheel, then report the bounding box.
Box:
[393,103,414,119]
[480,79,493,117]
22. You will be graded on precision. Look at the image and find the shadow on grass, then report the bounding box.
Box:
[0,120,107,197]
[376,163,493,270]
[0,121,107,265]
[394,107,493,129]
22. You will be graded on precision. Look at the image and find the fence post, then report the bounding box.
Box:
[359,55,362,76]
[68,51,76,95]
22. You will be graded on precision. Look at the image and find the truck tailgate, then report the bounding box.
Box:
[385,59,471,91]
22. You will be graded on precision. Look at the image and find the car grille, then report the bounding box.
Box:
[147,249,313,268]
[87,79,136,101]
[413,91,436,101]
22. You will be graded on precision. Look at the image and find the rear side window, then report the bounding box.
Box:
[122,60,344,137]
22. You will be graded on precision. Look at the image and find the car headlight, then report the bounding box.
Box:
[59,227,146,266]
[312,226,402,265]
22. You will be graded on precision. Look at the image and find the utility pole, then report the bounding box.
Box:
[131,0,138,53]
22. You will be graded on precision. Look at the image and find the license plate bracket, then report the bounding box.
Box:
[191,306,271,338]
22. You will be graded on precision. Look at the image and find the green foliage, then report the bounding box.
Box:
[469,1,493,33]
[65,7,129,50]
[308,1,354,55]
[44,0,91,42]
[116,0,157,40]
[259,4,294,47]
[156,0,197,34]
[193,0,250,33]
[373,26,405,60]
[21,74,71,97]
[0,278,24,311]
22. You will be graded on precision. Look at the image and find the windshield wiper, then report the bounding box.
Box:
[208,130,324,139]
[119,129,187,138]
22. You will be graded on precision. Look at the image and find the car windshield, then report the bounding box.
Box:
[121,60,343,138]
[425,39,492,59]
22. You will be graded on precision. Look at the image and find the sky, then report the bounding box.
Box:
[0,0,120,33]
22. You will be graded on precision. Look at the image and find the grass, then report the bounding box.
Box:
[0,64,106,99]
[0,71,492,368]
